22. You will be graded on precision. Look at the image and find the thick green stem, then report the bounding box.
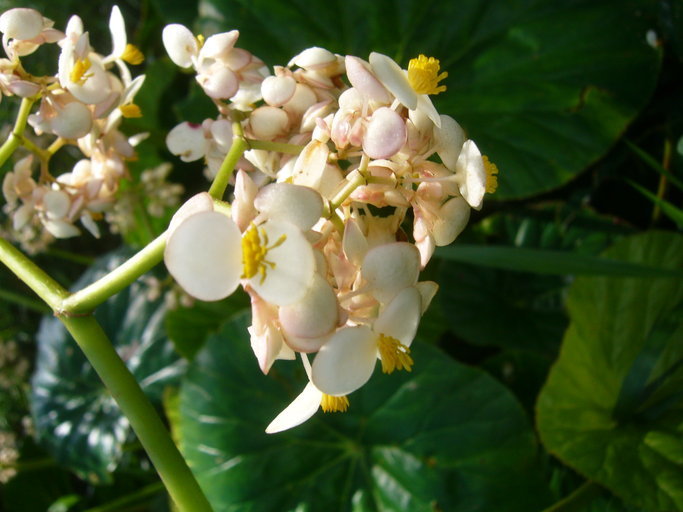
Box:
[0,237,69,310]
[0,97,35,169]
[61,231,167,315]
[61,315,213,512]
[208,119,249,200]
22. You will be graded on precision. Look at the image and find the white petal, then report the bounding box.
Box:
[164,211,242,301]
[249,324,283,374]
[43,190,70,219]
[232,170,258,231]
[345,56,391,103]
[433,196,470,246]
[311,326,377,396]
[261,75,296,107]
[247,220,315,306]
[52,102,92,139]
[167,192,214,237]
[44,219,80,238]
[199,30,239,61]
[288,47,336,69]
[162,24,197,68]
[279,274,338,340]
[374,286,421,347]
[361,242,420,303]
[197,66,238,99]
[265,382,322,434]
[67,60,111,105]
[455,140,486,209]
[248,105,289,140]
[254,183,323,231]
[108,5,126,57]
[416,94,441,128]
[0,8,43,40]
[166,122,208,162]
[415,281,439,314]
[342,218,368,266]
[362,107,407,160]
[369,52,417,110]
[435,115,465,169]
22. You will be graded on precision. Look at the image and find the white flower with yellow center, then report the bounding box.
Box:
[164,186,322,306]
[368,52,448,128]
[311,285,423,396]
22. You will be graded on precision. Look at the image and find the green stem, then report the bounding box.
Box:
[0,97,35,169]
[246,138,304,155]
[208,118,249,200]
[61,315,212,512]
[651,138,672,224]
[329,169,367,211]
[0,237,69,311]
[61,231,167,315]
[541,481,602,512]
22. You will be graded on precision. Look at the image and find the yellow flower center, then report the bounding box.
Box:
[121,44,144,65]
[320,394,349,413]
[408,55,448,95]
[377,333,413,374]
[483,155,498,194]
[119,103,142,118]
[241,224,286,283]
[70,57,92,85]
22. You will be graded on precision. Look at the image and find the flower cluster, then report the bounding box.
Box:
[0,7,178,246]
[162,27,498,432]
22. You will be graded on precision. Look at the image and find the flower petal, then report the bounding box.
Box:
[164,210,242,301]
[254,183,323,231]
[362,107,407,160]
[265,382,322,434]
[369,52,418,110]
[279,274,338,341]
[361,242,420,303]
[374,286,421,346]
[312,326,377,396]
[162,24,197,68]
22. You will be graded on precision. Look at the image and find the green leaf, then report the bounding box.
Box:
[30,250,186,483]
[178,313,552,511]
[627,180,683,228]
[436,244,683,277]
[200,0,660,199]
[536,231,683,511]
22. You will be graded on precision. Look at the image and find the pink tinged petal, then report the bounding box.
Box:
[374,286,422,347]
[265,382,322,434]
[162,24,197,68]
[248,324,284,374]
[415,233,435,269]
[65,15,83,37]
[254,183,323,231]
[361,242,420,303]
[223,48,252,71]
[248,106,289,140]
[362,107,407,160]
[312,326,377,396]
[292,140,329,189]
[261,75,296,106]
[288,47,336,69]
[197,66,238,99]
[342,218,368,266]
[0,8,43,40]
[279,274,338,340]
[337,87,363,111]
[52,101,92,139]
[415,281,439,314]
[284,332,330,353]
[283,83,317,118]
[247,220,316,306]
[455,140,486,209]
[345,56,391,103]
[166,122,208,162]
[369,52,417,110]
[433,196,470,246]
[13,203,33,230]
[167,192,214,237]
[7,80,40,98]
[435,115,465,170]
[164,211,242,301]
[108,5,126,56]
[232,170,258,231]
[210,118,233,150]
[80,213,100,238]
[199,30,239,61]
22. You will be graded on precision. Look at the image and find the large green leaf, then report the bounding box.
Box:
[179,313,551,511]
[30,251,186,483]
[199,0,660,199]
[536,231,683,511]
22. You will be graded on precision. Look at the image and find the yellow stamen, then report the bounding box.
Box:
[241,224,286,283]
[119,103,142,118]
[483,155,498,194]
[377,334,413,374]
[320,394,349,413]
[196,34,205,48]
[408,55,448,96]
[121,44,144,65]
[70,58,92,85]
